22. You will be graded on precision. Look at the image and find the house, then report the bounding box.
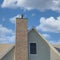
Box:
[0,15,60,60]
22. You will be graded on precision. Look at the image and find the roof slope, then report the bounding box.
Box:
[52,44,60,53]
[52,44,60,48]
[0,44,14,59]
[0,28,60,59]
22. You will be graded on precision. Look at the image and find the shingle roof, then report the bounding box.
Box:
[52,44,60,48]
[0,28,60,59]
[0,44,14,59]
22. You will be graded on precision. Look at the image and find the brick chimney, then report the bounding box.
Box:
[15,15,28,60]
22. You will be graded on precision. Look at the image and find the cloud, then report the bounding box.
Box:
[10,14,27,24]
[41,33,60,44]
[1,0,60,11]
[10,14,20,24]
[0,25,15,44]
[36,16,60,33]
[0,35,15,44]
[42,33,50,39]
[31,13,36,17]
[49,39,60,44]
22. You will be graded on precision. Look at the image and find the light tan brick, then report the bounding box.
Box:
[15,18,28,60]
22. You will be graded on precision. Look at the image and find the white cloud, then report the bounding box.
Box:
[51,0,60,11]
[0,35,15,44]
[50,39,60,44]
[10,14,20,24]
[10,14,27,24]
[36,16,60,33]
[0,25,15,44]
[1,0,26,8]
[41,33,60,44]
[42,34,50,39]
[1,0,60,11]
[31,13,36,17]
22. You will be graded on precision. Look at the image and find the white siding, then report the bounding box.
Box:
[28,29,50,60]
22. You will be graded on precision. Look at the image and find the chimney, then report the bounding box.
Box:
[15,15,28,60]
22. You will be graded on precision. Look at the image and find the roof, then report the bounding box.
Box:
[52,44,60,48]
[0,28,60,59]
[0,44,14,59]
[52,44,60,53]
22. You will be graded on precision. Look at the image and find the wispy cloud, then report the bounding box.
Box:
[42,33,50,39]
[0,25,15,44]
[10,14,20,24]
[36,16,60,33]
[41,33,60,44]
[1,0,60,12]
[10,14,27,24]
[49,39,60,44]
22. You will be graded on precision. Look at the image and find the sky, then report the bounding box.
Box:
[0,0,60,44]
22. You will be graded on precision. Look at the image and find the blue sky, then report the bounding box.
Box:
[0,0,60,44]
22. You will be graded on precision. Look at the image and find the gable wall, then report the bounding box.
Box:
[28,30,50,60]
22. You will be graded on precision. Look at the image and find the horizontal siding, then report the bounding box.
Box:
[28,29,50,60]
